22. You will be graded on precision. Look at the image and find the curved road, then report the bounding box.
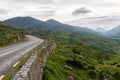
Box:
[0,35,44,75]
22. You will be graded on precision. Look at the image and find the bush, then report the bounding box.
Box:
[66,60,83,69]
[113,72,120,80]
[88,70,98,79]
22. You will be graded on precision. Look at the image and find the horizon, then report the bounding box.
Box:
[1,1,120,79]
[2,16,117,31]
[0,0,120,30]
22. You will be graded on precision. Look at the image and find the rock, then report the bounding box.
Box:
[99,53,109,60]
[79,55,84,58]
[16,78,25,80]
[0,23,5,27]
[68,75,75,80]
[83,65,88,69]
[14,42,56,80]
[64,65,73,70]
[115,63,120,67]
[59,49,66,53]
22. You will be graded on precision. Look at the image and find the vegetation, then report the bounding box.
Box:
[30,30,120,80]
[0,22,26,47]
[1,17,120,80]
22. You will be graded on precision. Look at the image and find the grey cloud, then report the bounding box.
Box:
[36,6,58,17]
[67,16,120,30]
[11,0,53,4]
[40,10,57,17]
[37,6,58,10]
[0,9,11,15]
[24,10,57,18]
[37,6,51,9]
[57,0,116,7]
[72,7,91,16]
[43,10,57,14]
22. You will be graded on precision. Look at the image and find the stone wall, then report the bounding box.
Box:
[14,41,56,80]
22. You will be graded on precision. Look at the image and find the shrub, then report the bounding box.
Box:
[88,70,98,79]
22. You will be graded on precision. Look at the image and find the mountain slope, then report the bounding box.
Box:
[108,25,120,37]
[4,17,98,34]
[41,30,120,80]
[3,17,120,80]
[0,21,26,46]
[94,27,106,33]
[4,16,43,28]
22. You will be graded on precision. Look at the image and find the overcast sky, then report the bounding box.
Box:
[0,0,120,30]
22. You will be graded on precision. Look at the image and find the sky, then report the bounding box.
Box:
[0,0,120,30]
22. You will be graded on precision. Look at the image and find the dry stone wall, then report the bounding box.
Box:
[14,41,56,80]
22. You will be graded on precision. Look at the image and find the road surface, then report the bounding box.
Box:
[0,35,44,75]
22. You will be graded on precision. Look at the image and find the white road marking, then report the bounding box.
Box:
[0,35,44,75]
[13,61,20,67]
[0,75,5,80]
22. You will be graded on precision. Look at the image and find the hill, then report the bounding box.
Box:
[0,22,26,47]
[4,17,98,34]
[41,31,120,80]
[108,25,120,37]
[3,17,120,80]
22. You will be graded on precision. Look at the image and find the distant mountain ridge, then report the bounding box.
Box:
[4,16,98,34]
[107,25,120,37]
[94,27,106,33]
[4,17,44,28]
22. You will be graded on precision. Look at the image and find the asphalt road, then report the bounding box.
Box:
[0,35,44,75]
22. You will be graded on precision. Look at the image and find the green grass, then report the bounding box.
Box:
[26,30,120,80]
[0,24,26,47]
[43,42,120,80]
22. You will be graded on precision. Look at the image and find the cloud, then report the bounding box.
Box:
[11,0,53,4]
[55,0,118,7]
[0,9,11,15]
[35,6,58,18]
[72,7,92,16]
[67,16,120,30]
[41,10,57,17]
[23,10,57,19]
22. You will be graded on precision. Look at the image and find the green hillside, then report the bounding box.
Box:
[108,25,120,37]
[40,31,120,80]
[0,22,26,47]
[25,29,120,80]
[3,16,120,80]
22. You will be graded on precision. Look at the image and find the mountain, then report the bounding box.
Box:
[3,17,120,80]
[92,27,108,36]
[93,27,106,33]
[4,16,44,28]
[108,25,120,37]
[4,17,98,34]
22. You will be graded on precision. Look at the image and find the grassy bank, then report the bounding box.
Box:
[43,43,120,80]
[0,23,26,47]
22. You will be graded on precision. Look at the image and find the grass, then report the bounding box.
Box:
[43,43,120,80]
[0,24,26,47]
[39,52,45,63]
